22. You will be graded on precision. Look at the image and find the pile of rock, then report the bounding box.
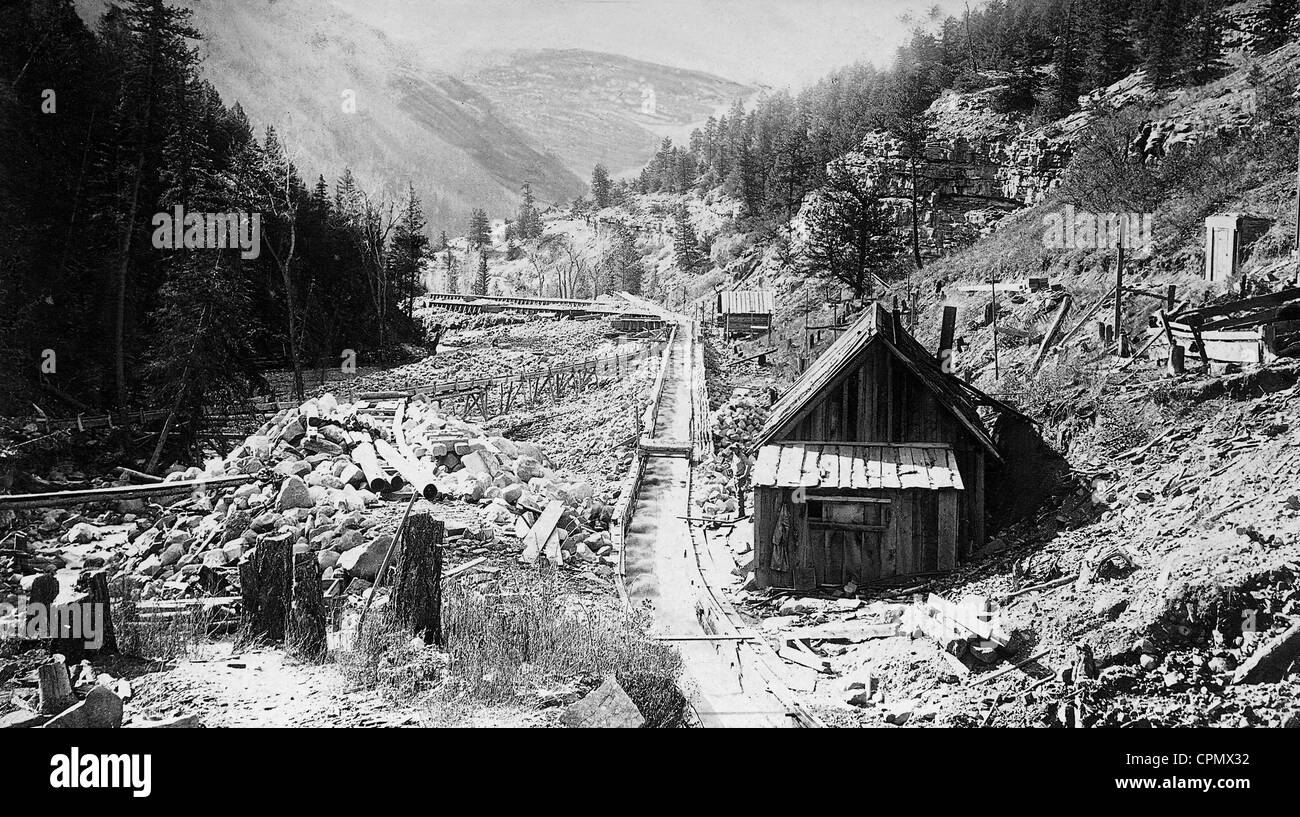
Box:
[691,455,740,520]
[397,398,618,569]
[710,394,767,452]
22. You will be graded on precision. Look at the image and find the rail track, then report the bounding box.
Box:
[614,305,823,728]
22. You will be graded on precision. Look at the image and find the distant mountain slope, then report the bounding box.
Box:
[75,0,584,228]
[464,49,757,178]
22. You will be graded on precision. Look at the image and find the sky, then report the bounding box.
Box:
[340,0,960,89]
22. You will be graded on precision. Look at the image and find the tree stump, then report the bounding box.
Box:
[240,533,293,641]
[287,551,326,659]
[393,514,444,645]
[38,660,76,715]
[75,570,118,655]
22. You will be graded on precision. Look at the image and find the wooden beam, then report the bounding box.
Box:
[0,474,253,510]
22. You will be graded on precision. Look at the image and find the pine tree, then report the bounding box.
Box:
[1050,0,1082,117]
[673,205,704,272]
[1141,0,1185,89]
[590,164,612,209]
[1081,0,1134,91]
[517,180,542,239]
[1182,0,1226,85]
[800,159,904,298]
[386,182,430,315]
[468,208,491,249]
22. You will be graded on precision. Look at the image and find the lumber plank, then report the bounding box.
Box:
[0,474,253,510]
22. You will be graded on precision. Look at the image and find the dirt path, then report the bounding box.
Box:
[125,642,550,728]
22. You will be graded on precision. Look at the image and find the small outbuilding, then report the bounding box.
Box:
[1204,213,1271,285]
[715,290,774,337]
[750,303,999,591]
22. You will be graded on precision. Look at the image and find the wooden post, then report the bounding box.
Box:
[240,532,293,642]
[990,271,1000,380]
[393,513,444,646]
[76,570,118,655]
[38,661,76,715]
[937,305,957,363]
[1114,240,1125,356]
[288,551,326,658]
[1167,343,1185,374]
[1166,283,1177,312]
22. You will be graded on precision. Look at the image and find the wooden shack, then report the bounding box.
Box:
[750,303,999,590]
[715,290,774,337]
[1204,213,1271,285]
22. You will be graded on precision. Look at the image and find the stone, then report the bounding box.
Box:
[0,709,47,728]
[65,523,100,544]
[559,677,644,728]
[336,535,392,581]
[200,549,229,568]
[333,529,365,553]
[159,544,185,567]
[515,456,544,482]
[45,685,123,729]
[317,550,340,570]
[129,714,201,728]
[276,476,314,511]
[339,464,365,486]
[1139,654,1159,670]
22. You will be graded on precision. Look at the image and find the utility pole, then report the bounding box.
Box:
[1115,235,1125,357]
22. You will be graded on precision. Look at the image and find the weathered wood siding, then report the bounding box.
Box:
[754,486,962,589]
[764,340,985,560]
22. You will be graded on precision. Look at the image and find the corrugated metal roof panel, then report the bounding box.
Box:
[752,443,964,491]
[719,290,775,314]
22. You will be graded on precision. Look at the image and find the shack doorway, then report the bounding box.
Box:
[805,495,890,586]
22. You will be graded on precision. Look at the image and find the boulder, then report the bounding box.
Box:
[336,534,392,581]
[559,677,644,728]
[276,476,314,511]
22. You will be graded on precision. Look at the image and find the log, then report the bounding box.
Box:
[287,551,326,659]
[968,648,1051,686]
[38,661,76,715]
[1029,294,1072,373]
[1232,622,1300,685]
[349,438,393,493]
[239,532,293,642]
[0,474,253,510]
[114,466,164,483]
[374,438,438,501]
[393,513,444,646]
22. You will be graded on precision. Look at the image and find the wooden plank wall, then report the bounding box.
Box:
[772,341,985,557]
[754,485,961,589]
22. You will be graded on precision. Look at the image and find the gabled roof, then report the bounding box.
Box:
[755,302,1000,459]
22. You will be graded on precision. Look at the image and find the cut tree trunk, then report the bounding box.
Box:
[76,570,118,655]
[393,513,444,645]
[38,661,76,715]
[240,532,293,642]
[287,551,326,659]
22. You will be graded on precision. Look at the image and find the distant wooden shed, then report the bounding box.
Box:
[750,303,999,591]
[1204,213,1271,284]
[715,290,774,336]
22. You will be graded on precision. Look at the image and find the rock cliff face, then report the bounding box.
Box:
[831,33,1297,262]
